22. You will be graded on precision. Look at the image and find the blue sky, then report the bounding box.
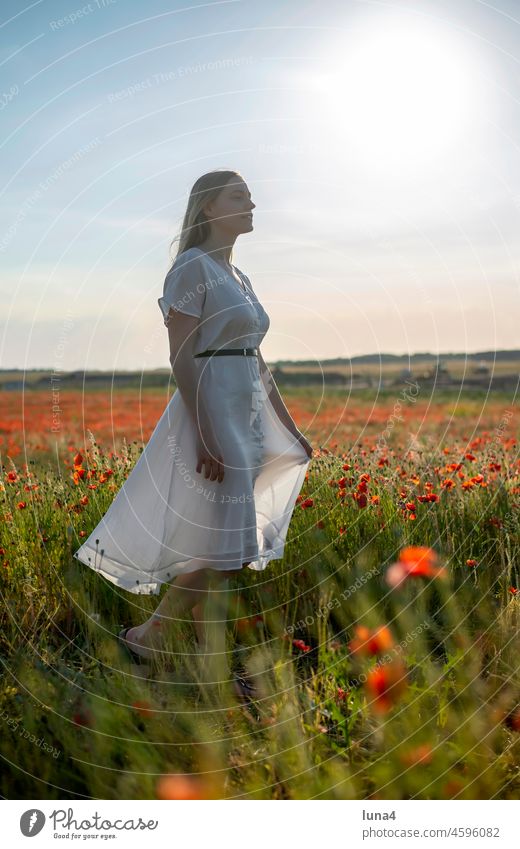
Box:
[1,0,519,370]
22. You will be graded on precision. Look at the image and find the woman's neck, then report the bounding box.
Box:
[197,242,234,268]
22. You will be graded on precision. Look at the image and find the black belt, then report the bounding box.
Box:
[194,347,258,358]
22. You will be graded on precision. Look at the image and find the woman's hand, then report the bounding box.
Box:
[195,424,225,482]
[293,429,314,460]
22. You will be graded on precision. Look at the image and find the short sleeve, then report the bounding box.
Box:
[158,249,207,326]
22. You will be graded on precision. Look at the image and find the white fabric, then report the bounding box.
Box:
[73,247,310,594]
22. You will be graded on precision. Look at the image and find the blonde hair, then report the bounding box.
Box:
[168,168,244,269]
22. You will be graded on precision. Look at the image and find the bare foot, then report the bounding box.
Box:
[122,626,157,660]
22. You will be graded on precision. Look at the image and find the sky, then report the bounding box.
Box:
[1,0,519,371]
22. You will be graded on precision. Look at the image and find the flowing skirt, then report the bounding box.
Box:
[74,363,310,595]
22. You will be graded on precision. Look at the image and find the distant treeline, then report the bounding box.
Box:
[273,350,520,367]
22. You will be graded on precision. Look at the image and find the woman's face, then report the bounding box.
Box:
[203,178,255,236]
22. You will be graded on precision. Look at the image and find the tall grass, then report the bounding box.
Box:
[0,413,519,799]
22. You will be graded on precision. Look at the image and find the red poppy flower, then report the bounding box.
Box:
[365,660,408,714]
[156,775,216,800]
[386,546,447,587]
[399,742,433,766]
[131,700,155,718]
[348,624,394,657]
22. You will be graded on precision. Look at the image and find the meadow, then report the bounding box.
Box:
[0,385,519,800]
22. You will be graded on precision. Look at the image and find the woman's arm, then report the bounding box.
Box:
[167,308,210,432]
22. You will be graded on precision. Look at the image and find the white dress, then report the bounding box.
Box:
[73,247,310,595]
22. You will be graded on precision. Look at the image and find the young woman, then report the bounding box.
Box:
[74,169,313,693]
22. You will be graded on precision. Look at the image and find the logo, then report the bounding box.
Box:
[20,809,46,836]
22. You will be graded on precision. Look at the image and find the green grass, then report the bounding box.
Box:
[1,434,519,800]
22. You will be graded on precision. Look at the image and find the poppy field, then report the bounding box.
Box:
[0,386,519,800]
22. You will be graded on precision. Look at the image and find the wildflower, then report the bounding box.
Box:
[16,501,27,509]
[301,497,314,509]
[509,587,518,595]
[72,708,94,727]
[440,478,455,489]
[418,493,439,503]
[131,700,155,718]
[488,517,503,529]
[348,624,394,657]
[336,686,349,702]
[292,638,311,653]
[442,779,464,798]
[404,500,417,520]
[385,546,447,587]
[365,660,408,714]
[399,743,433,766]
[466,559,478,568]
[155,775,215,800]
[355,492,367,509]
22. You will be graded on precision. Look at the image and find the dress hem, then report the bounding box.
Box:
[73,542,286,596]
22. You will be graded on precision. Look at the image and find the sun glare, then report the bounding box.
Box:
[313,21,476,173]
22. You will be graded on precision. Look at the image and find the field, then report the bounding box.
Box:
[0,384,519,800]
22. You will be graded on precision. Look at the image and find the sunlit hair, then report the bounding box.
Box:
[168,168,244,269]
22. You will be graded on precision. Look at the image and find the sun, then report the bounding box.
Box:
[310,19,477,174]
